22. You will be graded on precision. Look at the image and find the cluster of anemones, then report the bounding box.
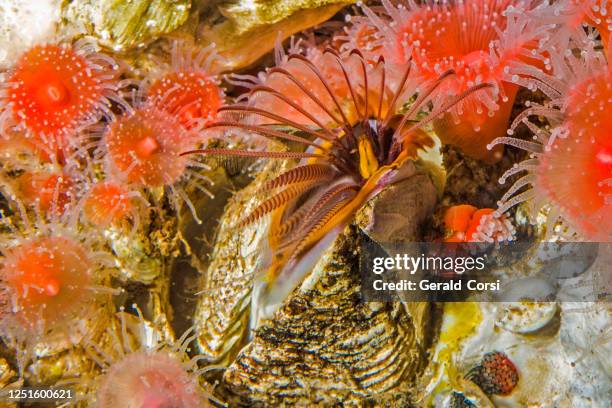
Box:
[0,39,222,227]
[0,38,223,374]
[0,0,611,403]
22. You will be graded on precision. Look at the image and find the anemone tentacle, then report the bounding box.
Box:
[488,51,612,241]
[343,0,554,162]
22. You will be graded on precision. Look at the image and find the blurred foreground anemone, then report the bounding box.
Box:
[488,51,612,241]
[185,47,490,316]
[358,0,551,162]
[87,310,214,407]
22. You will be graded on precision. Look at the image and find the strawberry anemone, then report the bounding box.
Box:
[0,227,114,351]
[488,54,612,241]
[13,171,76,216]
[102,101,212,223]
[0,39,124,158]
[185,48,490,316]
[89,311,213,407]
[146,42,224,129]
[82,181,145,229]
[361,0,550,162]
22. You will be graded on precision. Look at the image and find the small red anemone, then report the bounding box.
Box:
[0,41,123,156]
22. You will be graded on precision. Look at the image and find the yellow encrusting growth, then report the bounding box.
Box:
[424,302,483,406]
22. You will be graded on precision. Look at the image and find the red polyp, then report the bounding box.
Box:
[97,351,207,408]
[372,0,543,162]
[443,205,515,242]
[6,44,104,148]
[148,71,221,128]
[37,80,69,107]
[105,105,190,187]
[443,204,478,234]
[84,182,132,227]
[1,237,93,336]
[136,136,160,159]
[16,171,75,215]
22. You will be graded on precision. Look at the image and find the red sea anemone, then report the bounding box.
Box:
[0,40,124,159]
[101,101,211,223]
[360,0,551,162]
[82,181,144,229]
[488,51,612,241]
[146,42,224,129]
[0,228,113,350]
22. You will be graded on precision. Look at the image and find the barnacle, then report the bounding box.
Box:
[488,50,612,241]
[358,0,551,162]
[186,47,491,314]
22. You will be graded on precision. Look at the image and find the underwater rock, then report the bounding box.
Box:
[198,0,354,71]
[62,0,191,52]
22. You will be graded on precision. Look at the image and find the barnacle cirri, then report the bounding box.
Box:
[185,46,491,318]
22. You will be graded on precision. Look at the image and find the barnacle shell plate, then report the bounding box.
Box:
[195,158,438,405]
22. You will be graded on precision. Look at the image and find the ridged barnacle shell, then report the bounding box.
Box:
[195,157,439,405]
[194,159,292,366]
[221,232,433,406]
